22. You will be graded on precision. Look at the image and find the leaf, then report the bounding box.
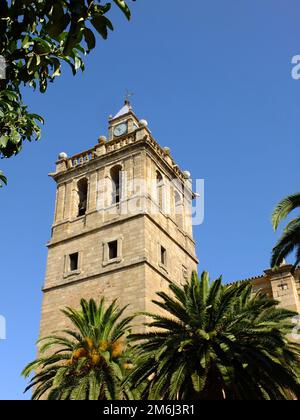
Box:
[52,367,68,387]
[10,129,21,144]
[191,372,206,393]
[26,55,38,75]
[196,329,210,341]
[0,171,7,187]
[70,377,88,400]
[83,28,96,51]
[63,56,76,75]
[51,58,61,78]
[113,0,133,20]
[91,16,113,40]
[98,3,112,14]
[39,79,48,93]
[88,371,101,400]
[31,113,44,125]
[178,339,193,352]
[74,56,82,71]
[4,91,18,102]
[272,192,300,230]
[0,135,9,148]
[46,14,71,39]
[34,38,52,54]
[22,35,33,49]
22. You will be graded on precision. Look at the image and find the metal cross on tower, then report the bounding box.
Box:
[124,89,134,105]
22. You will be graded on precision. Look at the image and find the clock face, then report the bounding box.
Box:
[113,123,127,137]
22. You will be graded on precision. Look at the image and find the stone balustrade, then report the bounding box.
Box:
[69,151,95,168]
[56,127,186,182]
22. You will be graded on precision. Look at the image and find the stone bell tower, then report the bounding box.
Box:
[40,102,198,337]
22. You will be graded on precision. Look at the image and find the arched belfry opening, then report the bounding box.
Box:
[110,165,122,205]
[77,178,88,217]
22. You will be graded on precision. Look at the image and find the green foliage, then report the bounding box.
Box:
[0,170,7,187]
[271,192,300,269]
[0,0,136,184]
[22,275,300,400]
[22,298,136,400]
[0,89,43,159]
[126,272,300,400]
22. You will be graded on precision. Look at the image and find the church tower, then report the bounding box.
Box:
[40,102,198,337]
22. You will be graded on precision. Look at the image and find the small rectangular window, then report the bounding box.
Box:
[69,253,79,272]
[108,240,118,260]
[160,246,167,266]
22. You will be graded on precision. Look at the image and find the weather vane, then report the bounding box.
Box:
[124,89,134,104]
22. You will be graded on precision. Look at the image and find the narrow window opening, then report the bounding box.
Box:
[108,240,118,260]
[156,171,163,210]
[174,190,183,228]
[160,246,167,266]
[69,253,79,272]
[77,178,88,217]
[182,265,188,280]
[111,165,122,205]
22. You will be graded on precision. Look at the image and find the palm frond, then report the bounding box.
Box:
[271,221,300,267]
[272,192,300,230]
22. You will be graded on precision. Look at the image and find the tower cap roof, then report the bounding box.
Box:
[113,100,132,119]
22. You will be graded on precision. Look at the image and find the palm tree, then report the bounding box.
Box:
[22,298,136,400]
[126,272,300,400]
[271,192,300,270]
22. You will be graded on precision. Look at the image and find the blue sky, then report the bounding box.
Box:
[0,0,300,399]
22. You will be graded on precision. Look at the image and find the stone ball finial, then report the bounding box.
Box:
[183,170,191,179]
[139,119,148,128]
[58,152,68,160]
[163,147,171,155]
[98,135,107,145]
